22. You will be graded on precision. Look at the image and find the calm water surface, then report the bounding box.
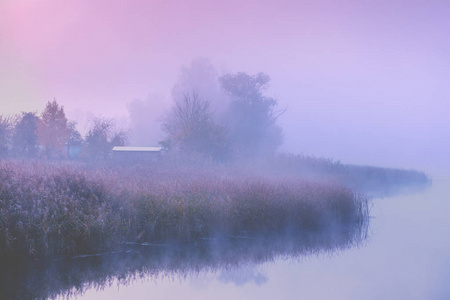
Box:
[72,176,450,300]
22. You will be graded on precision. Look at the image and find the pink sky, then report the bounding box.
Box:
[0,0,449,172]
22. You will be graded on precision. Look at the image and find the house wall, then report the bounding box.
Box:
[112,151,160,163]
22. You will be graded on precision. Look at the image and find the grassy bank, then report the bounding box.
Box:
[0,160,368,259]
[261,153,431,196]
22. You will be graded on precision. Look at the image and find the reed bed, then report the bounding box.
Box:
[261,153,431,196]
[0,160,368,259]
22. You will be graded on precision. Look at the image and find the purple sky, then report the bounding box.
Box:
[1,0,449,172]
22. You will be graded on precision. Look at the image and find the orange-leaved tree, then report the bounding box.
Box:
[37,99,70,158]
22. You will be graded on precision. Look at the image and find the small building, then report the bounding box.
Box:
[112,146,162,163]
[65,144,82,159]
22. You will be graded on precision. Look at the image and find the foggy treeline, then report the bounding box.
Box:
[161,60,284,161]
[0,59,285,163]
[0,100,127,161]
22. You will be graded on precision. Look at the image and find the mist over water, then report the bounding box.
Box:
[1,178,444,300]
[64,179,450,299]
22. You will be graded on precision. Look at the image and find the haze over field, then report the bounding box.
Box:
[1,0,449,173]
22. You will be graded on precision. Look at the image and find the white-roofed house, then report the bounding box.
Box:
[112,146,162,163]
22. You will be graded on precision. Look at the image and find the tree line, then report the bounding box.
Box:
[162,71,285,161]
[0,70,284,162]
[0,100,126,160]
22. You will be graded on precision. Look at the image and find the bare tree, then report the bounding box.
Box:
[162,91,230,161]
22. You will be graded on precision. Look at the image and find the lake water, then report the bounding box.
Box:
[3,175,449,299]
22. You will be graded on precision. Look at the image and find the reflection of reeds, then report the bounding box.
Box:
[0,160,368,259]
[1,225,368,300]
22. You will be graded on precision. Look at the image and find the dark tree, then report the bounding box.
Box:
[219,72,284,157]
[66,121,84,159]
[0,116,13,157]
[84,118,127,160]
[12,112,40,157]
[162,91,230,161]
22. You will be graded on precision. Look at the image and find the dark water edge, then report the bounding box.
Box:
[0,220,368,300]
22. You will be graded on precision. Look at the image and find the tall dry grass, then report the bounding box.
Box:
[0,160,368,259]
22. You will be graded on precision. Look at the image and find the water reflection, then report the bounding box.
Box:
[1,220,368,300]
[218,266,268,286]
